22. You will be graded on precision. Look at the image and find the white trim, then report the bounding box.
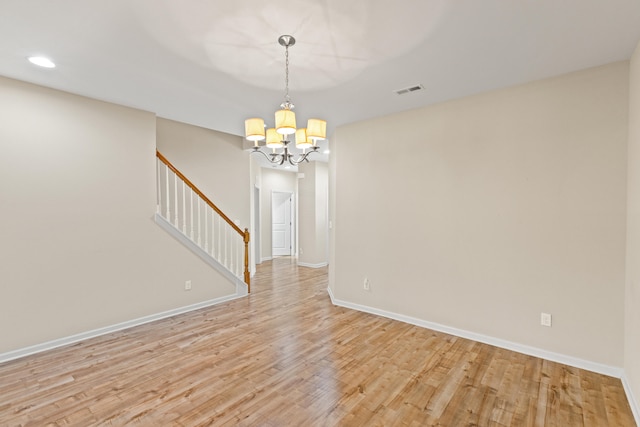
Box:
[0,293,246,364]
[297,261,328,268]
[326,287,623,378]
[261,256,273,262]
[622,375,640,425]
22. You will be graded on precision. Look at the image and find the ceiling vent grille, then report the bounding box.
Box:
[394,84,425,95]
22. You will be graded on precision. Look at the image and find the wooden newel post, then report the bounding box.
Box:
[243,228,251,293]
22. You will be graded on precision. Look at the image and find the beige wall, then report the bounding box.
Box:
[298,162,329,266]
[0,77,239,354]
[330,62,629,366]
[625,41,640,413]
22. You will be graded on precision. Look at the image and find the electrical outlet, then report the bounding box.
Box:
[363,277,370,291]
[300,248,304,255]
[540,312,552,327]
[185,280,192,291]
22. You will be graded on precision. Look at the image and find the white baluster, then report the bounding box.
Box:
[220,223,224,267]
[237,236,241,278]
[197,198,202,246]
[173,173,179,227]
[156,158,161,214]
[231,231,236,276]
[221,220,225,267]
[232,234,236,276]
[215,216,218,258]
[190,189,194,240]
[165,166,170,222]
[237,235,241,277]
[228,226,233,272]
[235,230,239,275]
[210,209,218,259]
[182,181,187,234]
[204,206,209,252]
[217,216,221,262]
[224,224,228,268]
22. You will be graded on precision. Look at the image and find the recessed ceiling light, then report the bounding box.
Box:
[323,149,330,154]
[28,56,56,68]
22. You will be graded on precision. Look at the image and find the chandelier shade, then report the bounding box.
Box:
[245,35,327,166]
[275,109,297,135]
[307,119,327,141]
[266,128,283,148]
[244,118,266,142]
[295,128,312,149]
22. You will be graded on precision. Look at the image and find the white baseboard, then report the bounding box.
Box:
[297,261,328,268]
[261,256,273,262]
[0,292,246,365]
[622,375,640,425]
[326,287,623,379]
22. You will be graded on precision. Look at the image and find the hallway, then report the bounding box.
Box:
[0,258,635,426]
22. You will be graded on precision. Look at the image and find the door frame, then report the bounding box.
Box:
[271,190,295,257]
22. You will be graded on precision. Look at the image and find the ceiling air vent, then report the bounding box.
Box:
[394,84,425,95]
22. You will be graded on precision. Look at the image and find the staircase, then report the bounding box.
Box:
[155,151,250,293]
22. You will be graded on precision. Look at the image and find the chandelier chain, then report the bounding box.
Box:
[284,44,290,106]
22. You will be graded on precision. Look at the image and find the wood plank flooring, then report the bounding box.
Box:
[0,257,636,426]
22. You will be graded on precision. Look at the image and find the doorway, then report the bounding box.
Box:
[272,191,294,257]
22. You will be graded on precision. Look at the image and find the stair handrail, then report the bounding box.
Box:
[156,150,251,291]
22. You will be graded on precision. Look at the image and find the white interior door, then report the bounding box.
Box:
[272,191,292,256]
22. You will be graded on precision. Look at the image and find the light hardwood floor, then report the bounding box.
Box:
[0,258,636,426]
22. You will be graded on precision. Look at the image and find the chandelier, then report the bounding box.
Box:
[244,35,327,166]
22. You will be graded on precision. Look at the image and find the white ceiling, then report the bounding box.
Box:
[2,0,640,158]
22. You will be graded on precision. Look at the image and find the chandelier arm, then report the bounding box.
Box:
[289,147,320,165]
[252,147,283,164]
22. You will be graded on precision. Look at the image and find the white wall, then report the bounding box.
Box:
[330,62,629,367]
[625,40,640,415]
[0,77,240,354]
